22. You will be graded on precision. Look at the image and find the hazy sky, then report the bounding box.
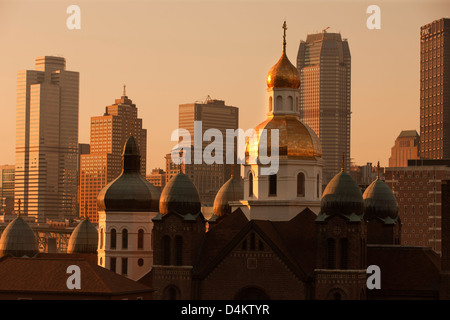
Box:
[0,0,448,172]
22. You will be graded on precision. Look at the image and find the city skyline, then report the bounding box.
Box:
[0,1,448,173]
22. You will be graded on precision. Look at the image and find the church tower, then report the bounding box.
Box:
[232,21,323,221]
[96,135,160,281]
[314,157,367,300]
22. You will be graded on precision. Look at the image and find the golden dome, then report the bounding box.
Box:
[245,114,322,161]
[266,51,300,89]
[266,21,300,89]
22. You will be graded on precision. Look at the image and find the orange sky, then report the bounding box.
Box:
[0,0,448,172]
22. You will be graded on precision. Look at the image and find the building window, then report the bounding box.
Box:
[122,229,128,249]
[163,236,171,265]
[269,96,273,112]
[327,238,336,269]
[175,236,183,266]
[340,238,348,269]
[248,172,254,197]
[269,174,277,196]
[317,174,320,198]
[110,229,116,249]
[297,172,305,197]
[138,229,144,249]
[110,257,117,272]
[122,258,128,275]
[100,228,104,249]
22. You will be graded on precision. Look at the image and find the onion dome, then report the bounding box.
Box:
[210,175,244,220]
[318,169,364,220]
[266,21,300,89]
[245,114,322,161]
[0,216,38,257]
[363,165,398,222]
[67,218,98,254]
[159,173,201,216]
[97,135,160,212]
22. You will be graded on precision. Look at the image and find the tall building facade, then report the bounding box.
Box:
[15,56,79,222]
[297,31,351,186]
[176,98,239,205]
[79,90,147,222]
[389,130,420,167]
[0,165,15,215]
[420,18,450,159]
[385,159,450,254]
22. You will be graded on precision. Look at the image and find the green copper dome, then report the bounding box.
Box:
[320,171,364,216]
[0,216,39,257]
[67,219,99,254]
[211,175,244,219]
[97,136,160,212]
[159,173,201,216]
[363,178,398,221]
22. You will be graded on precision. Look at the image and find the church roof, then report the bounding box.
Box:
[0,216,39,258]
[0,256,154,297]
[158,173,201,216]
[67,219,98,254]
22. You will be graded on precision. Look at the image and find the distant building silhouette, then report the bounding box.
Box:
[389,130,420,167]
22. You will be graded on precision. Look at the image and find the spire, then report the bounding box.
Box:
[377,161,380,180]
[282,20,287,53]
[341,152,345,172]
[123,84,126,97]
[17,199,21,217]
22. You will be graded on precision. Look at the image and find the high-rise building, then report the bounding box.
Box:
[79,89,147,222]
[0,165,15,215]
[389,130,420,167]
[176,98,239,205]
[385,159,450,254]
[420,18,450,159]
[15,56,79,222]
[297,30,351,186]
[146,168,166,192]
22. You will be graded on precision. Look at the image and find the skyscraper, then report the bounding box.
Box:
[389,130,420,167]
[0,165,15,215]
[297,30,351,186]
[420,18,450,159]
[176,97,239,205]
[79,89,147,222]
[15,56,79,222]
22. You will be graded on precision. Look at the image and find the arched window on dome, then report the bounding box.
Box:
[269,174,277,196]
[276,95,283,111]
[175,236,183,266]
[162,236,171,265]
[122,228,128,249]
[327,238,336,269]
[110,228,116,250]
[287,96,293,111]
[249,172,254,197]
[100,228,104,249]
[269,96,273,112]
[317,173,320,198]
[297,172,305,197]
[138,229,144,249]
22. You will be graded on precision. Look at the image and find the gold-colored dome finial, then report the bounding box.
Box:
[266,20,300,89]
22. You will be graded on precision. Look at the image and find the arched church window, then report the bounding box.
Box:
[276,95,283,111]
[340,238,348,269]
[100,228,104,249]
[297,172,305,197]
[269,174,277,196]
[269,96,273,112]
[175,236,183,266]
[287,96,293,111]
[163,236,171,265]
[327,238,336,269]
[110,228,116,249]
[138,229,144,249]
[317,174,320,198]
[122,228,128,249]
[249,172,253,197]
